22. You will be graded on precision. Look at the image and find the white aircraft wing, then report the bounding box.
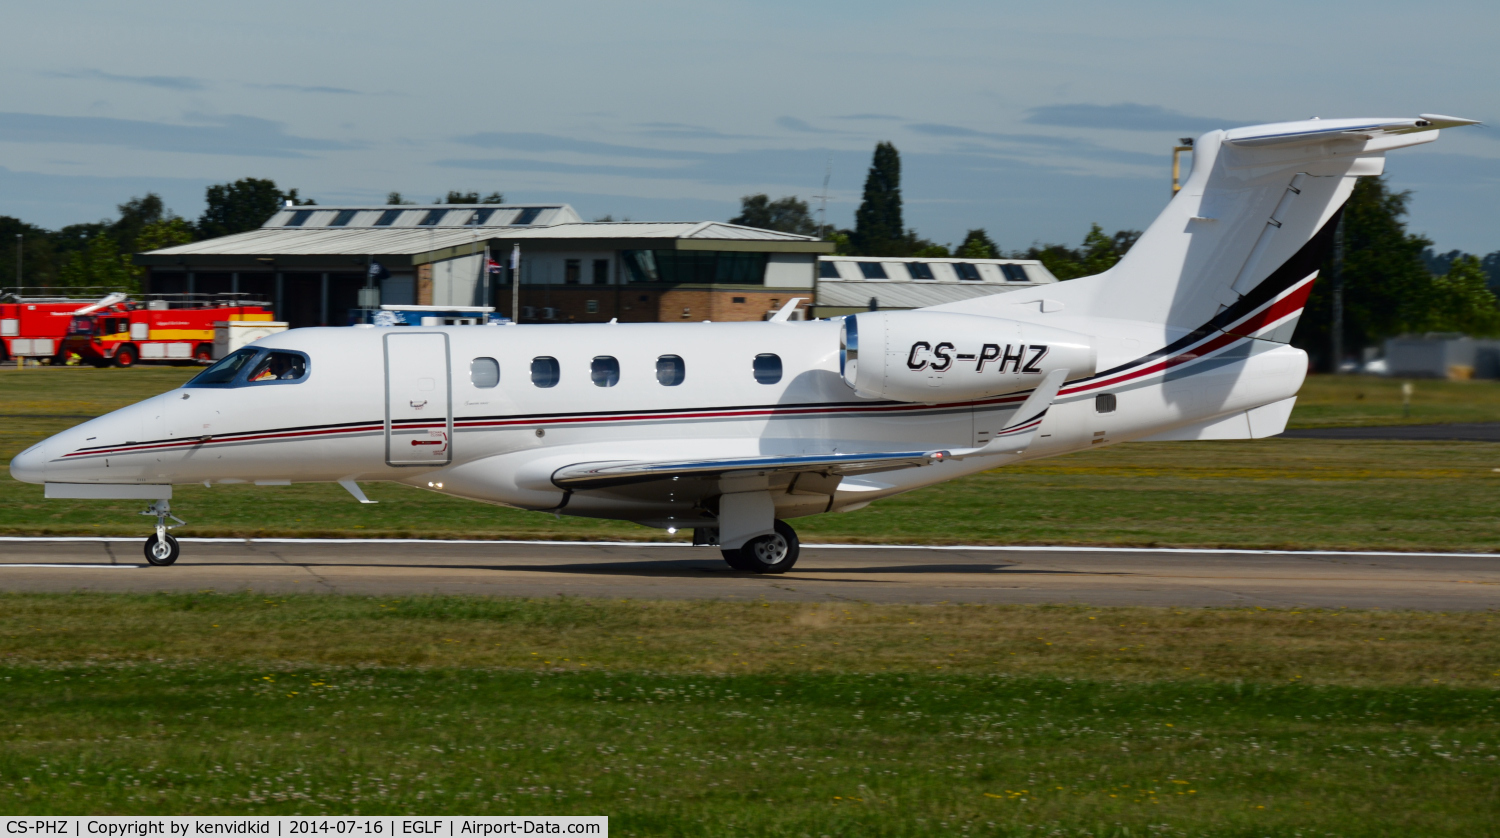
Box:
[551,449,951,492]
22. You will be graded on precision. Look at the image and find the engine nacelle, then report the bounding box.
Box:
[839,311,1096,402]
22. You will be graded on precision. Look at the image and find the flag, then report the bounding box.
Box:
[509,243,521,271]
[486,258,503,275]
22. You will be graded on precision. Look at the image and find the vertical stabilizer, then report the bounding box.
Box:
[930,116,1476,341]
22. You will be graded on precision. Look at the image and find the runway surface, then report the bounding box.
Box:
[1279,422,1500,441]
[0,538,1496,610]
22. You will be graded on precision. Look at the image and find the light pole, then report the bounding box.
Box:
[14,233,20,288]
[1171,138,1194,195]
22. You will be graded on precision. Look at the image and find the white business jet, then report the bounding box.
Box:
[10,115,1477,569]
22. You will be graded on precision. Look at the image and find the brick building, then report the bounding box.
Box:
[135,203,832,327]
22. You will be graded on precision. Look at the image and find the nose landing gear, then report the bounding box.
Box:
[140,499,185,566]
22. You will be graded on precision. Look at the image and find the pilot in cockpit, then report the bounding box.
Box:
[249,352,305,382]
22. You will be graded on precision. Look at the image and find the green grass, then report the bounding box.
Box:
[1289,374,1500,428]
[1,368,1498,550]
[1,593,1497,835]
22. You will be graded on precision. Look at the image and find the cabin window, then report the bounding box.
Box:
[656,355,685,386]
[819,261,842,279]
[1096,393,1117,414]
[247,351,307,383]
[591,356,620,387]
[857,262,888,279]
[954,262,981,280]
[470,357,500,388]
[907,261,935,280]
[753,353,782,385]
[531,356,560,388]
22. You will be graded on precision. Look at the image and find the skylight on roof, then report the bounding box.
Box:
[330,209,358,227]
[467,208,496,226]
[286,210,315,227]
[513,207,544,225]
[419,209,449,226]
[374,209,403,226]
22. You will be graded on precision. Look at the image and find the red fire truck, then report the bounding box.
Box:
[0,289,127,363]
[55,294,276,367]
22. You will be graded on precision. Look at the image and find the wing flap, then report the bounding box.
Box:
[551,450,949,492]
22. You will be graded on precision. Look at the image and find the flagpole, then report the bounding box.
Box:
[510,243,521,325]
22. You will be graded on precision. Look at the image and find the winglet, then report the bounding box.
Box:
[768,298,806,322]
[950,368,1070,460]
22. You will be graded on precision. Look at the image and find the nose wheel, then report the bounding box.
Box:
[144,533,180,566]
[140,499,185,567]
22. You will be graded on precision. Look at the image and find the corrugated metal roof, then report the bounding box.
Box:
[816,281,1042,310]
[141,221,820,258]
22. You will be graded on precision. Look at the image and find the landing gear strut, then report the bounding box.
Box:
[140,499,184,566]
[721,520,800,574]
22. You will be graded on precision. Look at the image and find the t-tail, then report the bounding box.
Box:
[935,114,1479,341]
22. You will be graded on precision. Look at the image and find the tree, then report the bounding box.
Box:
[109,193,168,255]
[1295,176,1433,368]
[126,217,195,282]
[730,194,817,236]
[58,234,133,290]
[0,216,61,288]
[852,142,904,256]
[440,190,505,204]
[1017,223,1139,279]
[956,229,998,259]
[386,192,416,205]
[198,178,307,239]
[1424,255,1500,335]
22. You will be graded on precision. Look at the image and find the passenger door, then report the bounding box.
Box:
[385,332,452,466]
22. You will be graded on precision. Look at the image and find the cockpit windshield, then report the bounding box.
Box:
[186,348,309,388]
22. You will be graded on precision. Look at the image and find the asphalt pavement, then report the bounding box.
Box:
[0,538,1495,610]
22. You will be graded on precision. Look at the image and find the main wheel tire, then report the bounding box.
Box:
[721,548,756,571]
[114,345,138,368]
[722,520,799,574]
[144,533,179,566]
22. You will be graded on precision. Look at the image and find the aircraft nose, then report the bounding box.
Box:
[9,443,48,484]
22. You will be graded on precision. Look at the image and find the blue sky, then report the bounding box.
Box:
[3,1,1497,252]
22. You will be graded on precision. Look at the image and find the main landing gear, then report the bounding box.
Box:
[721,520,800,574]
[140,499,185,566]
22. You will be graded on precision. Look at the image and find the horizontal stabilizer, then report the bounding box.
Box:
[552,450,950,492]
[1223,115,1481,148]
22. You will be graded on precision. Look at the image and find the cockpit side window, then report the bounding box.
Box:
[187,348,259,386]
[247,351,308,384]
[185,348,309,388]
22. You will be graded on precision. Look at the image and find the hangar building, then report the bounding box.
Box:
[135,203,833,327]
[811,256,1060,318]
